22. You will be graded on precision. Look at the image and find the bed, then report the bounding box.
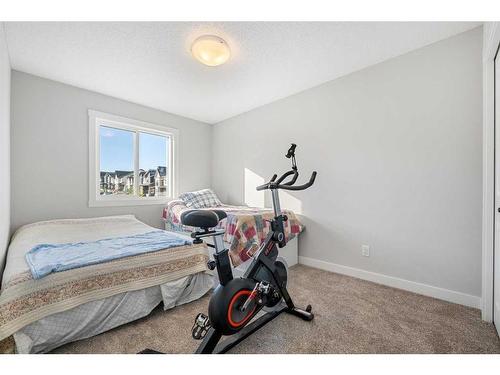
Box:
[162,198,303,269]
[0,215,213,353]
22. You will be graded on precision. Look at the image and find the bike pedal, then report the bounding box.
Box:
[191,313,211,340]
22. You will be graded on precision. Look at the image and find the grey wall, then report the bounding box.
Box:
[212,28,483,296]
[0,24,11,279]
[11,71,212,231]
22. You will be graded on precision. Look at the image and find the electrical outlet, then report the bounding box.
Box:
[361,245,370,257]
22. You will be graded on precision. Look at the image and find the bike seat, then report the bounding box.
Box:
[181,209,227,229]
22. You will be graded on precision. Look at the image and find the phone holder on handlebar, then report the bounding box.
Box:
[286,144,297,159]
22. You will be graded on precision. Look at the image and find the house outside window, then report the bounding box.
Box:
[88,110,178,207]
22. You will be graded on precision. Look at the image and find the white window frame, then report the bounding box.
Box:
[88,110,179,207]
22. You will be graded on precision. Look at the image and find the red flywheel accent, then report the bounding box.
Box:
[227,290,257,328]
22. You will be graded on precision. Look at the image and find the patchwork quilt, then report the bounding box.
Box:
[163,200,303,267]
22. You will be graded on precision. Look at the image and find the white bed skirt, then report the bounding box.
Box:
[14,272,213,354]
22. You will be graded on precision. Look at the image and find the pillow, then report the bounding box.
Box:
[179,189,222,209]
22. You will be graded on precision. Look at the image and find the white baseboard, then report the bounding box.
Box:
[298,256,481,309]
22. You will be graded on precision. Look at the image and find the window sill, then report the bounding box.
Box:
[89,198,170,207]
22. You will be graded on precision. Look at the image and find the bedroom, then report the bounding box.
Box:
[1,0,500,370]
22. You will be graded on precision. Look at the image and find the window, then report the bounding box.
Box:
[89,110,178,207]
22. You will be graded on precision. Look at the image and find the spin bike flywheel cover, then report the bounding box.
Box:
[263,257,288,311]
[208,277,259,335]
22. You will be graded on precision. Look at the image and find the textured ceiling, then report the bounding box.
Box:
[4,22,481,124]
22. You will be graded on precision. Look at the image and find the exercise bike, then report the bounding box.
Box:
[185,144,317,354]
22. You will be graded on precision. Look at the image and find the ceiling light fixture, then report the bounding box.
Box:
[191,35,231,67]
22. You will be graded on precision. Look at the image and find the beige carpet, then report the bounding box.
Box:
[52,265,500,354]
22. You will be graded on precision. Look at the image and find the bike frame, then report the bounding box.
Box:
[208,185,286,284]
[195,188,312,354]
[140,144,316,355]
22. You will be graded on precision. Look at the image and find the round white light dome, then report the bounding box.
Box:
[191,35,231,67]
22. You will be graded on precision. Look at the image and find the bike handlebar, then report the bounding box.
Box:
[282,170,299,186]
[256,170,317,191]
[275,170,297,185]
[255,182,268,191]
[280,171,316,190]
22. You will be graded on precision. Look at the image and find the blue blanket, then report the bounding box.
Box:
[25,230,193,279]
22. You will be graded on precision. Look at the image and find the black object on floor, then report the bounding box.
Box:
[138,348,162,354]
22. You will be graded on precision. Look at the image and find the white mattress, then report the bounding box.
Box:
[2,215,214,353]
[3,215,168,287]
